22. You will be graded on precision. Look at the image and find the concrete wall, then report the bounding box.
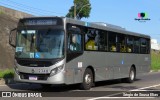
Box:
[0,6,33,19]
[0,6,33,69]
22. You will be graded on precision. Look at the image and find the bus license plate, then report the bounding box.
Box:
[38,69,49,73]
[29,76,38,80]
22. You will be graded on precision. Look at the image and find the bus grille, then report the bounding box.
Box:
[17,60,53,67]
[19,72,50,80]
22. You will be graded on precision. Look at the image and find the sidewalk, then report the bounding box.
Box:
[0,78,15,85]
[0,78,5,85]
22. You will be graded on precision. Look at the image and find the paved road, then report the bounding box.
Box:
[1,72,160,100]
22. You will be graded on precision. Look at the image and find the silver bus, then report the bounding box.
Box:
[9,17,150,90]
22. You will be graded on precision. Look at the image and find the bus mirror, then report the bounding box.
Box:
[9,28,17,48]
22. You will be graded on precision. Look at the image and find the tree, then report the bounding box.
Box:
[66,0,91,20]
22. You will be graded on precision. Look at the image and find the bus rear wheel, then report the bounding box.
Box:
[80,68,93,90]
[126,67,136,83]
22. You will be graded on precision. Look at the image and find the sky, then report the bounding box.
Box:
[0,0,160,43]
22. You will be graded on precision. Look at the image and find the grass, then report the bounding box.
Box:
[151,51,160,71]
[0,69,14,79]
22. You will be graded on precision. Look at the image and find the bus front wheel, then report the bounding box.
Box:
[80,68,93,90]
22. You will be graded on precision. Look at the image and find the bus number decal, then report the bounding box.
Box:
[145,57,149,61]
[30,53,34,58]
[78,62,82,68]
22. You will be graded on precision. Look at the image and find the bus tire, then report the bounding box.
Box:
[126,67,136,83]
[80,68,93,90]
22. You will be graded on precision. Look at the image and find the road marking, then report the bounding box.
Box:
[87,97,155,100]
[131,84,160,91]
[87,84,160,100]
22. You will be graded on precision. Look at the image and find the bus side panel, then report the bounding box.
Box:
[65,52,150,84]
[65,51,114,84]
[82,51,111,81]
[106,53,126,79]
[65,55,84,84]
[120,53,150,78]
[135,54,151,76]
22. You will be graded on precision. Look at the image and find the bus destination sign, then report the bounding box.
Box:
[24,19,57,25]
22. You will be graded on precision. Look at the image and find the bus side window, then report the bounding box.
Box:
[126,36,134,53]
[95,31,107,51]
[146,39,150,54]
[108,32,117,52]
[117,34,126,52]
[68,33,82,52]
[85,29,97,50]
[134,37,140,53]
[85,29,107,51]
[140,38,147,54]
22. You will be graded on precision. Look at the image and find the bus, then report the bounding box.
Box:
[9,17,151,90]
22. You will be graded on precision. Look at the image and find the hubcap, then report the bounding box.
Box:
[85,74,91,85]
[130,70,134,80]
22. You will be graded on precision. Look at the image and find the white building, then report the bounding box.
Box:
[151,39,160,51]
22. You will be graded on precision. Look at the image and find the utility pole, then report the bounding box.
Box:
[74,2,76,19]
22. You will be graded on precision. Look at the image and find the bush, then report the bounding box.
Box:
[0,69,14,78]
[151,51,160,71]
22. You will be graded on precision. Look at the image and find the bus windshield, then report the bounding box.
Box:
[15,29,64,59]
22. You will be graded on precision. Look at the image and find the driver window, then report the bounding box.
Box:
[68,33,82,52]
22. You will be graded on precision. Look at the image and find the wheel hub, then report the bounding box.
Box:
[130,70,134,80]
[85,74,91,85]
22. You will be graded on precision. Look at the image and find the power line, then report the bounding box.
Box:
[7,0,64,15]
[1,0,64,15]
[0,2,46,16]
[1,0,53,15]
[0,2,44,16]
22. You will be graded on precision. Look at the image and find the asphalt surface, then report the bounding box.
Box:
[1,72,160,100]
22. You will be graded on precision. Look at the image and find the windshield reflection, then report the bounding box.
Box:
[16,29,64,59]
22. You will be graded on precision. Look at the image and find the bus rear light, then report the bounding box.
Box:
[50,65,64,77]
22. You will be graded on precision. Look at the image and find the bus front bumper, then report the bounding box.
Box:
[14,70,65,84]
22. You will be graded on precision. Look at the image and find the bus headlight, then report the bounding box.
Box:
[50,65,64,76]
[14,66,19,75]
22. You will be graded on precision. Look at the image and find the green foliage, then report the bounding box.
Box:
[0,10,4,15]
[0,69,14,78]
[151,51,160,71]
[66,0,91,20]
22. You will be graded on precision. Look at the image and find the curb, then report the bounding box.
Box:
[150,70,160,73]
[0,78,29,86]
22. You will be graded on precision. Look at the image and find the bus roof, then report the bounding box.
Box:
[19,16,150,39]
[66,18,150,39]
